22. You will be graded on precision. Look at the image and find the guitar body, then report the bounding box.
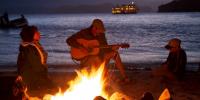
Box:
[70,39,100,60]
[70,38,130,60]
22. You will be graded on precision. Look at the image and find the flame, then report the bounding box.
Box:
[43,63,108,100]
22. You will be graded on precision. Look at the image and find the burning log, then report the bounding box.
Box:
[94,96,106,100]
[109,92,131,100]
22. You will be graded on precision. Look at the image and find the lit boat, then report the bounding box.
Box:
[112,2,138,14]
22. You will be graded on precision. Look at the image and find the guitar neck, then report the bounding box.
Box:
[98,44,125,48]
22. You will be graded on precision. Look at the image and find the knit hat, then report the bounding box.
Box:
[165,38,181,49]
[20,25,38,42]
[91,19,105,31]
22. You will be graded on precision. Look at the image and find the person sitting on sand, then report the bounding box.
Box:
[17,25,57,95]
[153,38,187,80]
[66,19,129,82]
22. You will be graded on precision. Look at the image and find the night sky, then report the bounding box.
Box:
[0,0,172,13]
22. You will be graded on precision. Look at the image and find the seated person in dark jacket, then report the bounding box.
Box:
[153,38,187,80]
[17,25,57,96]
[66,19,129,82]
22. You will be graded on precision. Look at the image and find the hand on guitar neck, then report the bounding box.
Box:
[70,39,130,60]
[111,45,120,51]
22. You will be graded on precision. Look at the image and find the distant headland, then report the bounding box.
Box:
[158,0,200,12]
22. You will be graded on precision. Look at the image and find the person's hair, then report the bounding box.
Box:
[141,92,154,100]
[20,25,38,42]
[90,19,105,31]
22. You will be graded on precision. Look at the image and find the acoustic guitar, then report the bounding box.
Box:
[70,39,129,60]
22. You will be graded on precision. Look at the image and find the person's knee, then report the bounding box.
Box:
[105,51,119,60]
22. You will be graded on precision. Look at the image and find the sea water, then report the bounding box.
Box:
[0,13,199,70]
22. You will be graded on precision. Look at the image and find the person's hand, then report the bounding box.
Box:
[111,45,120,51]
[78,46,89,53]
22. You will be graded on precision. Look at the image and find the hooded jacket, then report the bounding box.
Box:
[17,41,49,90]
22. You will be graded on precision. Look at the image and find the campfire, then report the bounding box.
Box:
[19,63,130,100]
[43,63,108,100]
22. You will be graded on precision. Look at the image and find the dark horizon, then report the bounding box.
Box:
[0,0,172,14]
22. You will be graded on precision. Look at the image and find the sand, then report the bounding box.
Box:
[0,63,200,100]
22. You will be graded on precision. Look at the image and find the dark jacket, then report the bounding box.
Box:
[17,41,51,90]
[166,49,187,77]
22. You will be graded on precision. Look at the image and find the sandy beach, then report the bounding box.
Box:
[0,63,200,100]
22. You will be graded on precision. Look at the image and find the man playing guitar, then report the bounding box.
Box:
[66,19,129,82]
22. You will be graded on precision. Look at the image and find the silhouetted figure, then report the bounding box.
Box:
[141,92,154,100]
[21,14,25,19]
[0,12,10,27]
[3,12,9,23]
[153,38,187,80]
